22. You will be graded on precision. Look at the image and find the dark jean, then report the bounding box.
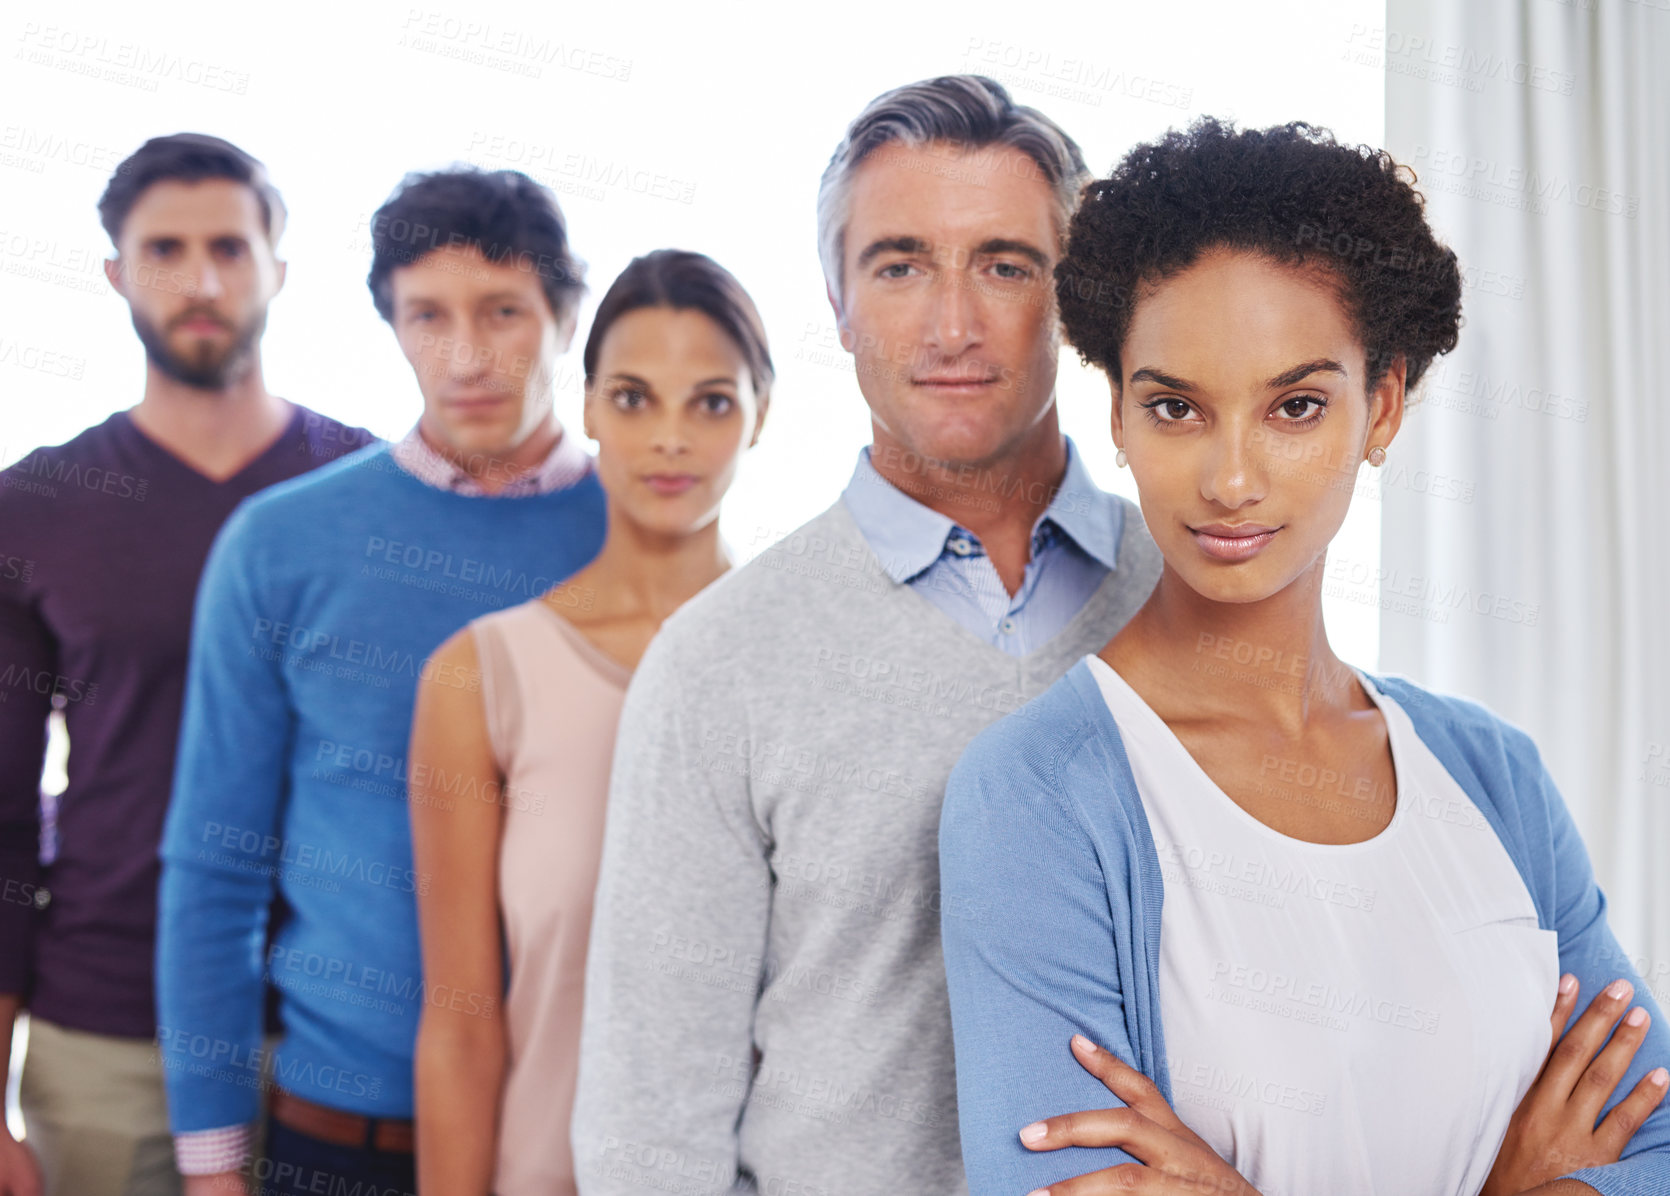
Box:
[248,1114,416,1196]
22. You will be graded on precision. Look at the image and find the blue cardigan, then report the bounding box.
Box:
[939,657,1670,1196]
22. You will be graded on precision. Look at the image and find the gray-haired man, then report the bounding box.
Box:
[571,75,1161,1195]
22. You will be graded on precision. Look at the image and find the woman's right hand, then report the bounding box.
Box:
[0,1130,42,1196]
[1481,974,1669,1195]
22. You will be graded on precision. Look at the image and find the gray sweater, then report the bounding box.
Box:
[573,497,1161,1196]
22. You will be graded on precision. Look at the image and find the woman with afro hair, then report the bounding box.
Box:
[939,119,1670,1196]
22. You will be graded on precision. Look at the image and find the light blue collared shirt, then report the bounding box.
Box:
[840,436,1125,656]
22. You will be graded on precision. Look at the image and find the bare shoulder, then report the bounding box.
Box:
[418,623,486,700]
[427,624,481,669]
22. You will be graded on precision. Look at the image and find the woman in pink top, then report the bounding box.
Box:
[407,250,773,1196]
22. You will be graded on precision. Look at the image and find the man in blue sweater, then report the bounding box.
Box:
[155,168,606,1196]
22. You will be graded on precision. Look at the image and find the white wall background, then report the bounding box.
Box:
[1381,0,1670,990]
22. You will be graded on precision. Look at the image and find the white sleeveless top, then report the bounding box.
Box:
[1088,656,1558,1196]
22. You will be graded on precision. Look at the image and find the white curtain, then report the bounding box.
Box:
[1381,0,1670,981]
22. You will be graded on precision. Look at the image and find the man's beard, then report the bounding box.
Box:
[131,305,267,390]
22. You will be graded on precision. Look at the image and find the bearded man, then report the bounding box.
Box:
[0,133,374,1196]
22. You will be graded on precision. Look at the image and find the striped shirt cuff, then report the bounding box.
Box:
[174,1123,253,1176]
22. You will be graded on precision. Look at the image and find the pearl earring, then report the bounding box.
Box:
[1367,446,1387,467]
[1116,448,1128,468]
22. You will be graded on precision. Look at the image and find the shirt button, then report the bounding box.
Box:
[33,886,50,910]
[1000,618,1016,635]
[947,537,974,557]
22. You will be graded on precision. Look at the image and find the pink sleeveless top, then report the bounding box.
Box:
[470,599,631,1196]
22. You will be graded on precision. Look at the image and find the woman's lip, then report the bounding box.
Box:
[1193,523,1278,536]
[1190,526,1280,561]
[644,474,697,495]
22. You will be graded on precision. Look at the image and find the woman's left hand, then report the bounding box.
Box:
[1016,1034,1262,1195]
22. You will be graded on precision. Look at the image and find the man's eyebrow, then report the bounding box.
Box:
[1128,367,1198,391]
[973,238,1049,269]
[855,236,931,269]
[1267,358,1348,388]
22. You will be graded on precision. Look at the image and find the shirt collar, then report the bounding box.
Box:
[841,447,959,583]
[1044,436,1125,573]
[389,422,592,497]
[840,436,1124,583]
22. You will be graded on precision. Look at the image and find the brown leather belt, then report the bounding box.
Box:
[269,1087,414,1153]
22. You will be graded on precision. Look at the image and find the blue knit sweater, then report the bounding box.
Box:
[156,444,604,1131]
[940,657,1670,1196]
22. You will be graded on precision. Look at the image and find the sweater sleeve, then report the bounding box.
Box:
[571,627,771,1195]
[155,503,293,1134]
[0,556,50,998]
[939,721,1146,1196]
[1521,740,1670,1193]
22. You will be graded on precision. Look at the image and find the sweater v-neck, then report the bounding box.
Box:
[114,403,307,487]
[818,499,1159,686]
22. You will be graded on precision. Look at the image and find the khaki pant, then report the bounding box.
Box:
[18,1016,182,1196]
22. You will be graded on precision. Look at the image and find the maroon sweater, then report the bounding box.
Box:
[0,404,375,1037]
